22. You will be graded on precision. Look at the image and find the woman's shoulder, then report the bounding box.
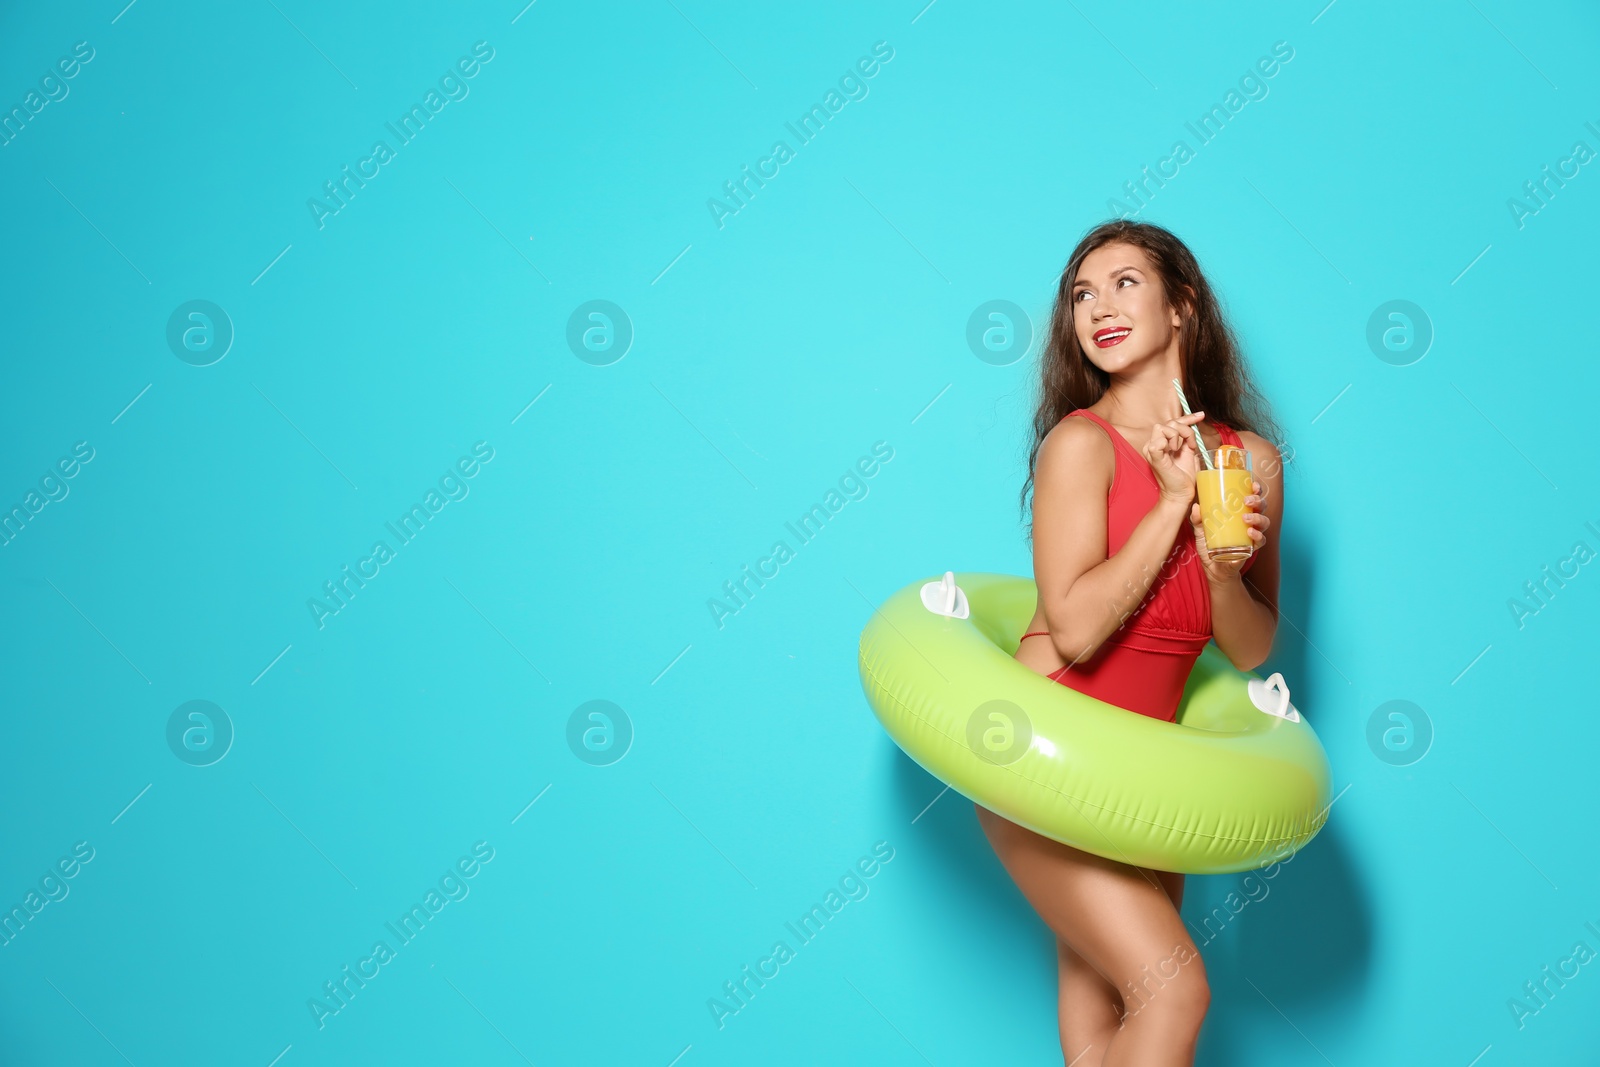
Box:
[1042,411,1114,455]
[1036,412,1116,486]
[1231,428,1283,468]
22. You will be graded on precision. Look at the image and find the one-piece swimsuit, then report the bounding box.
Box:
[1017,409,1256,722]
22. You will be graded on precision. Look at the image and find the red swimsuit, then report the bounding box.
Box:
[1019,409,1257,723]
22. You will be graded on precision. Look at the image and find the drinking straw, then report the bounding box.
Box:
[1171,378,1215,470]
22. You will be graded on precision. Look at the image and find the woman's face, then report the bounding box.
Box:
[1070,241,1184,372]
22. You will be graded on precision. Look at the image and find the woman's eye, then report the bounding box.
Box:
[1075,278,1133,302]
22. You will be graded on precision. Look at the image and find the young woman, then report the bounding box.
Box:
[977,220,1287,1066]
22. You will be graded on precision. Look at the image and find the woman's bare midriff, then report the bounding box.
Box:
[1016,409,1228,680]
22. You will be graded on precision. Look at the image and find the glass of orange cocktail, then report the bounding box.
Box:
[1195,445,1254,561]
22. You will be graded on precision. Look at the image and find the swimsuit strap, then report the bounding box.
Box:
[1065,409,1139,459]
[1071,407,1245,452]
[1019,631,1051,640]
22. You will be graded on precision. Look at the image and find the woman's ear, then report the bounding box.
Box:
[1170,288,1195,328]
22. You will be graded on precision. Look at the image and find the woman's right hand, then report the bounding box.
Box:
[1145,410,1206,506]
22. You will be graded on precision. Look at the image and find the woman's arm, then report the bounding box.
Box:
[1206,432,1284,671]
[1032,419,1198,666]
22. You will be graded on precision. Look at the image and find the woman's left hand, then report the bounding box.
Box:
[1189,479,1271,584]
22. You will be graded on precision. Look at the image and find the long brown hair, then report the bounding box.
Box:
[1020,219,1287,539]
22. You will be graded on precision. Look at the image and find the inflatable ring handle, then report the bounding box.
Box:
[919,571,970,619]
[1265,673,1290,717]
[1248,671,1300,723]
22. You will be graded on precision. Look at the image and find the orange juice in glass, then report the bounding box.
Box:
[1196,445,1254,561]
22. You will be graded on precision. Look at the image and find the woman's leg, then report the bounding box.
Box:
[1057,864,1184,1062]
[976,804,1209,1067]
[1056,871,1187,1065]
[1056,939,1121,1064]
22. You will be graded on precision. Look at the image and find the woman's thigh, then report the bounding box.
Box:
[1155,869,1184,910]
[975,805,1204,1000]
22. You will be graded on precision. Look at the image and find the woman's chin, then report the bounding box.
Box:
[1094,343,1161,372]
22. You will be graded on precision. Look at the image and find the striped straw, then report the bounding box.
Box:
[1171,378,1214,470]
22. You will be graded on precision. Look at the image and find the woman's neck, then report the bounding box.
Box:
[1097,361,1187,428]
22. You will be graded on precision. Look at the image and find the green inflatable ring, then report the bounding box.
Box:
[858,572,1333,875]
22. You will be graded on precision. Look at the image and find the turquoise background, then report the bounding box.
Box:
[2,0,1598,1063]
